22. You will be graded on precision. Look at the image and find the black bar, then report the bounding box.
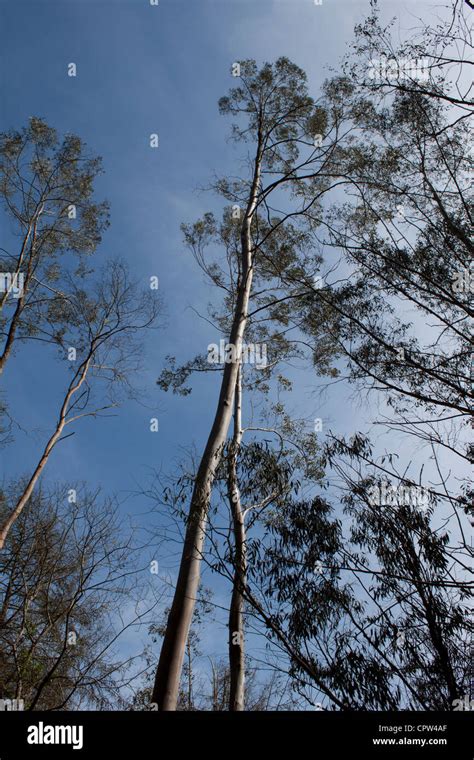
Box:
[0,711,472,758]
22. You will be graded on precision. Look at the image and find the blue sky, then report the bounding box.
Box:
[0,0,442,702]
[0,0,435,497]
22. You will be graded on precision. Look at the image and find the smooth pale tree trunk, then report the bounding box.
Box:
[151,136,263,711]
[0,354,93,550]
[227,365,246,711]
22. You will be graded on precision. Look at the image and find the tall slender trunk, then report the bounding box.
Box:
[228,364,246,711]
[0,352,93,550]
[151,131,263,711]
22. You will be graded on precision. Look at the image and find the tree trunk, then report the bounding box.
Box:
[186,636,193,710]
[151,133,263,711]
[228,365,246,711]
[0,354,92,550]
[0,213,40,376]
